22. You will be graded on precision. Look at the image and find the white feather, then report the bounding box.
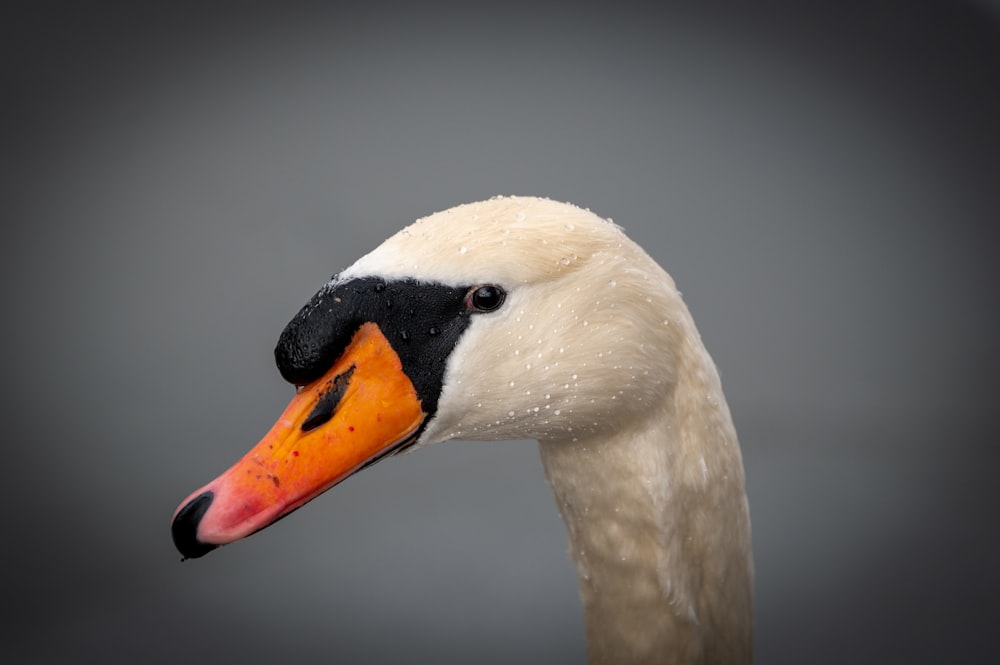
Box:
[348,196,751,664]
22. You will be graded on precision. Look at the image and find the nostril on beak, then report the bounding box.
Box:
[171,491,218,560]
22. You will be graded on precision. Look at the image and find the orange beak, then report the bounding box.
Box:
[171,322,424,558]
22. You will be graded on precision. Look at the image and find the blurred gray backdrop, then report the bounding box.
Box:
[3,1,998,663]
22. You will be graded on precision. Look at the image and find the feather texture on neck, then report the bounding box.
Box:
[539,306,752,664]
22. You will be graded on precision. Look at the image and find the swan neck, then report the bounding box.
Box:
[538,338,753,664]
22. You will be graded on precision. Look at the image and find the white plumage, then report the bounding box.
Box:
[340,196,753,663]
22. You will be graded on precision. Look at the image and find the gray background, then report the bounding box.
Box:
[4,1,998,663]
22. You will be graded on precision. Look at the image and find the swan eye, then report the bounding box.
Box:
[468,285,506,313]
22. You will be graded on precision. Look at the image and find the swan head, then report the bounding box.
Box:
[172,196,689,559]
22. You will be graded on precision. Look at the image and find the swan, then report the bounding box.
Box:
[172,196,753,664]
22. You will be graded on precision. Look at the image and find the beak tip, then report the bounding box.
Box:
[171,491,219,560]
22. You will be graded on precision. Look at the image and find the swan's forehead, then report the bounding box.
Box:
[339,196,628,286]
